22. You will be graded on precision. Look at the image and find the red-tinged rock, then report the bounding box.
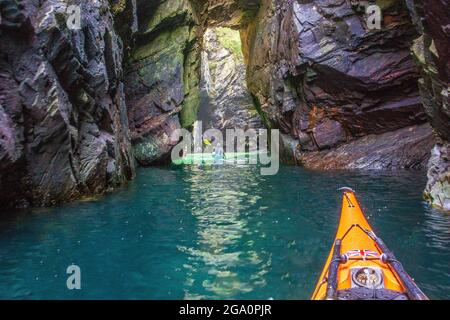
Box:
[300,124,435,170]
[312,119,347,150]
[244,0,432,169]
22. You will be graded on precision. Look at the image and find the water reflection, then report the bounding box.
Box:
[179,166,269,299]
[0,166,449,299]
[423,208,450,250]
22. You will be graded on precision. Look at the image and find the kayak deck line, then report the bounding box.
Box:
[312,189,429,300]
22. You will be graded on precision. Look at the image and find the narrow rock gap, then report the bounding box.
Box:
[196,27,263,134]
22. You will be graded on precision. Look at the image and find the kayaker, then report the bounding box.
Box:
[213,143,224,164]
[213,143,224,158]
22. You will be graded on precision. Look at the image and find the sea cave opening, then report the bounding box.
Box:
[192,27,263,153]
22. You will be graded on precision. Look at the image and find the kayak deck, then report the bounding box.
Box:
[311,189,428,300]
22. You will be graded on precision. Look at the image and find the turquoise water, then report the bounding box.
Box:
[0,165,449,299]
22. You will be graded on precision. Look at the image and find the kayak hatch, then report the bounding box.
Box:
[311,189,428,300]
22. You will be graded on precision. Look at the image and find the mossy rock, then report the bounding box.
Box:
[133,135,171,165]
[180,89,200,128]
[375,0,398,11]
[132,26,190,61]
[141,0,194,34]
[110,0,127,16]
[214,27,243,58]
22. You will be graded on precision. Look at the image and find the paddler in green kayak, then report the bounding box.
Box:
[213,143,224,164]
[203,138,225,164]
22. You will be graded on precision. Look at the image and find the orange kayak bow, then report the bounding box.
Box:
[311,188,428,300]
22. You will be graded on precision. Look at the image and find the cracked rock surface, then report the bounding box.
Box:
[0,0,136,208]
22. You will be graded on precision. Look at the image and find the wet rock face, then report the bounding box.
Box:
[0,0,264,206]
[408,0,450,210]
[125,0,262,164]
[1,0,446,209]
[243,0,430,167]
[125,0,202,165]
[294,2,424,137]
[425,143,450,211]
[300,124,435,170]
[409,1,450,142]
[199,28,263,131]
[0,0,136,208]
[192,0,261,28]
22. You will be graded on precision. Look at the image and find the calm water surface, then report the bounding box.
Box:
[0,165,449,299]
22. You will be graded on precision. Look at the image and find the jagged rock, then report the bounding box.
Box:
[0,0,136,209]
[424,143,450,210]
[199,28,262,131]
[279,133,300,165]
[125,0,262,164]
[125,0,201,164]
[110,0,138,51]
[191,0,261,28]
[1,0,447,210]
[408,0,450,210]
[133,115,181,165]
[300,124,435,170]
[312,119,346,150]
[243,0,431,169]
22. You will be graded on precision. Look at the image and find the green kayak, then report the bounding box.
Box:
[172,151,262,165]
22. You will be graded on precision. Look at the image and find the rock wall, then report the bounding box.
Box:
[0,0,264,207]
[242,0,435,169]
[1,0,447,210]
[125,0,262,164]
[199,28,262,131]
[0,0,136,208]
[129,0,436,170]
[192,0,260,28]
[300,124,434,170]
[407,0,450,210]
[124,0,202,165]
